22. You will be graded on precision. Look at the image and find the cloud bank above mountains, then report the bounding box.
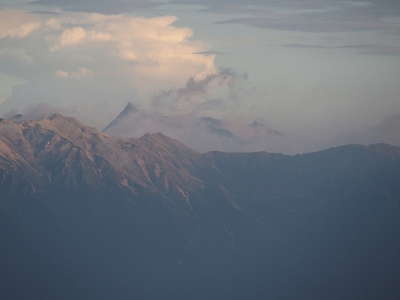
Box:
[0,9,216,86]
[0,10,41,38]
[0,1,400,153]
[0,9,219,121]
[0,8,283,152]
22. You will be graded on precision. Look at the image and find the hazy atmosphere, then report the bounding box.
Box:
[1,0,400,152]
[2,2,400,300]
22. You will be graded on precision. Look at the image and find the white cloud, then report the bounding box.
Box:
[55,67,93,79]
[56,26,87,48]
[50,14,216,89]
[0,10,42,39]
[0,9,218,124]
[151,70,240,116]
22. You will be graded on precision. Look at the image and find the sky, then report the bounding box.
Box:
[0,0,399,153]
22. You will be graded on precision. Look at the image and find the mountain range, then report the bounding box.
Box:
[102,102,286,153]
[1,113,400,300]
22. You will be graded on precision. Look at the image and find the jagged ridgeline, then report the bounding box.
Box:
[1,114,400,300]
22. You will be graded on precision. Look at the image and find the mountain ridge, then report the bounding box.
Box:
[2,113,399,200]
[0,114,202,197]
[1,113,400,300]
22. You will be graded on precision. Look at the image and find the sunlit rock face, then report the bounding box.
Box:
[0,113,206,206]
[1,114,400,300]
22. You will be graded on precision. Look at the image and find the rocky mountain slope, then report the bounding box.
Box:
[1,114,400,300]
[0,114,203,201]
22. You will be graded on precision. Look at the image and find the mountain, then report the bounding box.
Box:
[1,114,400,300]
[103,102,139,132]
[103,102,287,153]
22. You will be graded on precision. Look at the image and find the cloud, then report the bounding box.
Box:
[1,3,398,154]
[97,67,286,153]
[282,43,374,49]
[12,0,400,37]
[172,0,400,34]
[0,10,42,38]
[100,68,287,153]
[104,102,287,153]
[218,17,383,33]
[32,0,162,14]
[282,43,400,56]
[55,26,87,48]
[359,45,400,56]
[193,50,225,56]
[199,117,236,139]
[0,9,285,154]
[29,0,400,30]
[48,13,216,92]
[26,0,400,61]
[2,102,74,121]
[151,69,246,116]
[55,67,93,79]
[0,9,217,125]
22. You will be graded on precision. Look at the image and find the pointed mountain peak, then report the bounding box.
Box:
[103,102,138,133]
[123,102,138,114]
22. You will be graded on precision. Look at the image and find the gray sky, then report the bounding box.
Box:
[0,0,399,152]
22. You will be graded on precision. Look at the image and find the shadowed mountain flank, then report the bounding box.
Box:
[1,114,400,300]
[103,102,139,133]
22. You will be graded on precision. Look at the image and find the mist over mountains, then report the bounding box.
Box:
[3,95,400,154]
[1,2,400,298]
[100,101,400,153]
[352,114,400,146]
[1,113,400,300]
[102,102,286,153]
